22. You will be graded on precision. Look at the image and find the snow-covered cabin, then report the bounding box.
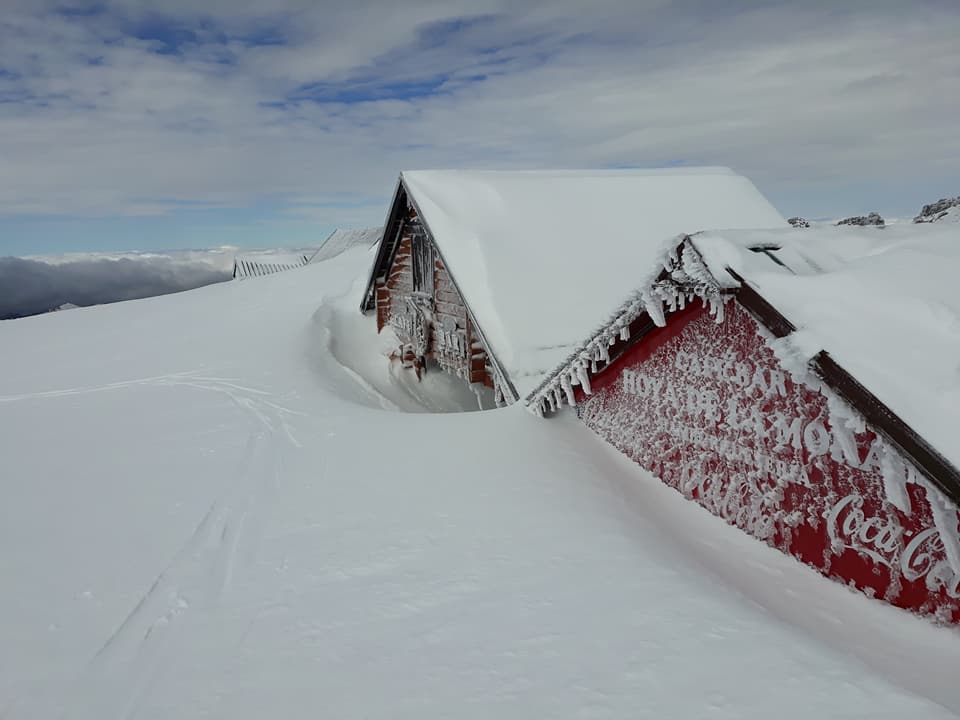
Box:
[528,224,960,623]
[360,168,786,405]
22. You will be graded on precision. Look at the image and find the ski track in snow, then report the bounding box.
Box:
[4,374,301,720]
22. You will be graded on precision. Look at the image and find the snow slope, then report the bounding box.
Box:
[2,246,960,719]
[401,167,787,396]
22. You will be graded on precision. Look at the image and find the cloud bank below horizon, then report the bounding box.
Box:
[0,252,234,319]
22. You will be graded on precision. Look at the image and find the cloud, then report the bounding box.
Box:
[0,0,958,239]
[0,251,233,319]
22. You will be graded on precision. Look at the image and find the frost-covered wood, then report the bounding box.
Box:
[527,234,728,416]
[378,207,499,393]
[578,301,960,623]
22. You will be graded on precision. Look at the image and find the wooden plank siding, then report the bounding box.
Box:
[376,212,494,388]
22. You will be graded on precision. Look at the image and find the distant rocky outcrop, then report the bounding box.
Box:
[787,217,810,228]
[836,212,885,227]
[913,196,960,223]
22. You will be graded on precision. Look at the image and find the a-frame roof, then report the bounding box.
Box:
[528,223,960,505]
[363,167,786,399]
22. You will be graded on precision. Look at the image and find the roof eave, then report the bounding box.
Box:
[530,243,960,505]
[359,176,405,314]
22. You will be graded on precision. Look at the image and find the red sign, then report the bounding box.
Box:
[577,301,960,623]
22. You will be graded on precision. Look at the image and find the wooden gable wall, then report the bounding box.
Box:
[374,211,494,389]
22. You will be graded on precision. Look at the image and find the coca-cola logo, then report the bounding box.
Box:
[827,494,960,598]
[901,528,960,599]
[826,495,902,567]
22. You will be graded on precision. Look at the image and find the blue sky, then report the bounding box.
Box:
[1,0,958,255]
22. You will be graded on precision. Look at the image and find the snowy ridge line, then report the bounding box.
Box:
[525,234,728,415]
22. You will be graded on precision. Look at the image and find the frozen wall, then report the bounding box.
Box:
[577,300,960,623]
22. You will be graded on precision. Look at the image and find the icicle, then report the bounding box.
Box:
[619,326,630,341]
[879,442,911,514]
[642,290,666,327]
[472,384,485,411]
[494,379,504,408]
[663,242,680,272]
[925,483,960,577]
[577,362,592,395]
[561,373,576,406]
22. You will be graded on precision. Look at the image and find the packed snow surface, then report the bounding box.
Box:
[401,167,787,396]
[3,246,960,719]
[693,223,960,471]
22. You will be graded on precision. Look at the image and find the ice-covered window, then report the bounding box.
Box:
[411,228,434,295]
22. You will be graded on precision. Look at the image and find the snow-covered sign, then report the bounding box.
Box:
[361,167,786,404]
[530,224,960,624]
[233,252,311,279]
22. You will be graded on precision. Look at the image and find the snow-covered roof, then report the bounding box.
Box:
[310,227,382,263]
[399,167,786,397]
[691,223,960,475]
[532,221,960,486]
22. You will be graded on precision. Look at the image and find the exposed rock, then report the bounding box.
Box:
[787,217,811,228]
[836,212,885,227]
[914,196,960,223]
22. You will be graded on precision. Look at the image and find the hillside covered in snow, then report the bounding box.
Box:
[2,245,960,719]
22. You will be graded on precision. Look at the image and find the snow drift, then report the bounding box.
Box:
[2,245,960,719]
